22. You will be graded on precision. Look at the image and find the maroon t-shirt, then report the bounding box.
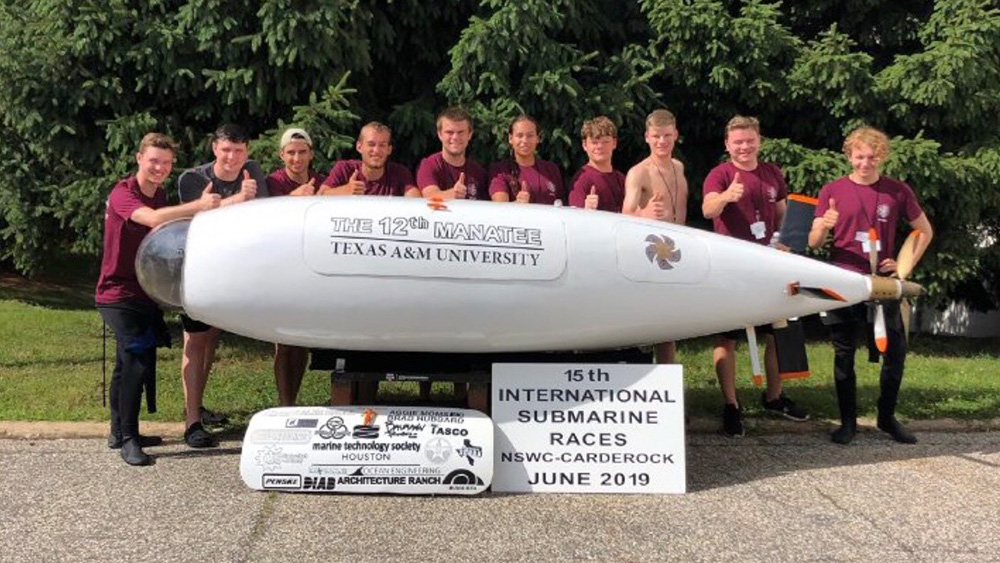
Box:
[415,153,488,200]
[266,168,326,197]
[703,161,787,244]
[569,165,626,212]
[815,176,924,274]
[487,159,565,205]
[95,176,166,305]
[322,160,415,196]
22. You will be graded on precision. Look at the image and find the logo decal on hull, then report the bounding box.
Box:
[427,197,449,212]
[645,234,681,270]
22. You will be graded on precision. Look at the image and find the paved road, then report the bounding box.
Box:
[2,428,999,563]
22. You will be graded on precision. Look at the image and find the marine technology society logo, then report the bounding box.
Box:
[316,416,349,440]
[645,234,682,270]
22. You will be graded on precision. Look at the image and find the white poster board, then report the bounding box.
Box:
[492,364,685,494]
[240,406,493,495]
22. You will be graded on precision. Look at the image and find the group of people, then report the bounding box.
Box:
[95,106,933,466]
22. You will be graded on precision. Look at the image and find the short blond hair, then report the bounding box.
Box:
[645,109,676,130]
[138,132,177,154]
[843,126,890,160]
[581,116,617,140]
[725,115,760,137]
[436,106,473,131]
[358,121,392,144]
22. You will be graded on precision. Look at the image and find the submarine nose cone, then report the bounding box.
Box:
[135,218,190,309]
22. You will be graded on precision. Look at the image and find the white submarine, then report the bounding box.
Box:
[135,196,921,352]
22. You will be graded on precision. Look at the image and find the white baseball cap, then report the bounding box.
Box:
[280,128,313,149]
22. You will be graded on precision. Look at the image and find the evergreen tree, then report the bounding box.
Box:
[1,0,997,309]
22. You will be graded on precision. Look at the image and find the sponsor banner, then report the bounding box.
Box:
[492,364,686,494]
[303,199,567,281]
[240,406,493,495]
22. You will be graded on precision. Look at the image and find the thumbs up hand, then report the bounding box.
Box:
[724,172,744,203]
[292,177,316,197]
[515,180,531,203]
[822,197,839,229]
[343,170,365,195]
[200,181,221,210]
[644,191,666,220]
[240,169,257,200]
[584,185,599,210]
[452,172,467,200]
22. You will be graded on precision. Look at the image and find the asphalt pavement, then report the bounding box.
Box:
[2,423,999,563]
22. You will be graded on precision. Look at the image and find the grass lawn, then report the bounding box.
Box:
[2,271,998,424]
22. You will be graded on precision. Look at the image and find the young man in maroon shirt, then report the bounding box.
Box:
[265,128,324,407]
[702,115,808,437]
[96,133,220,465]
[266,127,323,197]
[569,116,626,212]
[416,107,488,201]
[321,122,420,197]
[321,121,424,399]
[809,126,934,445]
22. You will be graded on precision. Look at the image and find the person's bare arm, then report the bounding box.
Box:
[623,166,663,218]
[622,166,645,215]
[319,170,365,196]
[422,172,466,200]
[808,197,838,248]
[703,172,742,219]
[774,199,787,230]
[131,182,220,227]
[906,213,934,267]
[288,178,317,196]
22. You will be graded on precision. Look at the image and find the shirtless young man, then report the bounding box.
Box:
[622,109,689,363]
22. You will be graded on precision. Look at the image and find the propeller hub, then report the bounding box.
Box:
[867,276,924,301]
